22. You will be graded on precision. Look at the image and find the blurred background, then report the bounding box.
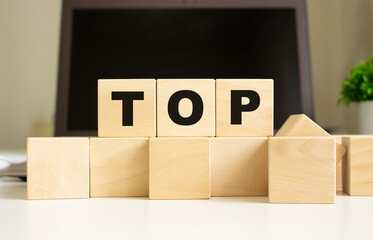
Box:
[1,0,373,149]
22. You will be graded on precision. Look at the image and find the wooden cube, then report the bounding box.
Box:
[336,157,343,190]
[216,79,273,137]
[269,137,336,203]
[342,136,373,195]
[334,136,343,190]
[157,79,215,137]
[149,138,210,199]
[27,137,89,200]
[90,138,149,197]
[98,79,156,137]
[276,114,346,164]
[211,137,268,196]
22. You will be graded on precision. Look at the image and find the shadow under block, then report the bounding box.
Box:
[211,137,268,196]
[269,137,336,204]
[90,138,149,197]
[215,79,273,137]
[149,138,210,199]
[342,136,373,196]
[156,79,215,137]
[98,79,156,137]
[27,138,89,200]
[275,114,346,164]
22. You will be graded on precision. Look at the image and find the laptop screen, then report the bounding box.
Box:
[65,9,303,133]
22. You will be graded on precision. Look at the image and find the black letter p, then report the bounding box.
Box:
[231,90,260,125]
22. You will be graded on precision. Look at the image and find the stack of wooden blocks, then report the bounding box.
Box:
[27,79,373,203]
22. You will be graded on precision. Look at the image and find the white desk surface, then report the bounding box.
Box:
[0,180,373,240]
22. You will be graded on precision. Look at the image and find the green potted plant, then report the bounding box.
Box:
[339,56,373,133]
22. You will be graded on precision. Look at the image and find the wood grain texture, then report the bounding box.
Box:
[211,137,268,196]
[276,114,346,164]
[149,138,210,199]
[27,137,89,200]
[342,136,373,196]
[342,137,350,195]
[156,79,215,137]
[334,136,343,190]
[98,79,156,137]
[269,137,336,204]
[216,79,273,137]
[90,138,149,197]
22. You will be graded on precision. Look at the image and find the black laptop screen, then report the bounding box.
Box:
[68,9,301,131]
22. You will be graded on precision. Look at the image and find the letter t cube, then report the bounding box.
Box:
[98,79,156,137]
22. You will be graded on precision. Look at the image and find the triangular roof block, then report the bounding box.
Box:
[276,114,346,163]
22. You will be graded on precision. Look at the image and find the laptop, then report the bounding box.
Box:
[1,0,312,180]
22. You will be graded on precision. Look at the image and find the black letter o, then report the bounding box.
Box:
[168,90,204,125]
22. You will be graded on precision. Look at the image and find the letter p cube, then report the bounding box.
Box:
[216,79,273,137]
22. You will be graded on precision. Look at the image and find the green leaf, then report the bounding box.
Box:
[339,55,373,106]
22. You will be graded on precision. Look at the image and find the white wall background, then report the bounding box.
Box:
[307,0,373,134]
[0,0,61,148]
[0,0,373,148]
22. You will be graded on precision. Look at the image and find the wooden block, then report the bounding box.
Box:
[276,114,346,164]
[98,79,156,137]
[215,79,273,137]
[90,138,149,197]
[149,138,210,199]
[342,136,373,195]
[211,137,268,196]
[269,137,336,203]
[334,136,343,190]
[27,137,89,200]
[156,79,215,137]
[336,156,343,190]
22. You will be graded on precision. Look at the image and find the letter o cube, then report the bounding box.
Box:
[156,79,215,137]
